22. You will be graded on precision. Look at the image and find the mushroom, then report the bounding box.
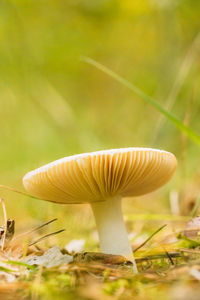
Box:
[23,148,177,273]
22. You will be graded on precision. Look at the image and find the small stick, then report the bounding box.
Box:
[0,198,8,250]
[13,218,58,241]
[29,229,65,246]
[133,224,167,253]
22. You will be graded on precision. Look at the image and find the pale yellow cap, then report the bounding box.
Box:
[23,148,177,204]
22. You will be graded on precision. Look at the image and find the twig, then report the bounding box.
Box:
[13,218,58,241]
[0,198,8,250]
[29,229,65,246]
[133,224,167,253]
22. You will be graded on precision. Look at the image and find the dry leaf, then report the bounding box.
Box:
[26,246,73,268]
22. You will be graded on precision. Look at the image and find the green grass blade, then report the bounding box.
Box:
[81,56,200,147]
[3,260,37,270]
[190,194,200,217]
[0,266,17,273]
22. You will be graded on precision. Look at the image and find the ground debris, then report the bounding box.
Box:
[0,282,28,300]
[26,246,73,268]
[74,252,130,265]
[1,212,200,300]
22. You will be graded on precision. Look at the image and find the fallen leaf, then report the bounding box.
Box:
[25,246,73,268]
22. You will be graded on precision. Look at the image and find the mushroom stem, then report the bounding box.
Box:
[91,197,138,273]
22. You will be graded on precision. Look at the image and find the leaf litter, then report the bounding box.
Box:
[26,246,73,268]
[1,198,200,299]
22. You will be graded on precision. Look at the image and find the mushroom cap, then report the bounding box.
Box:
[23,148,177,204]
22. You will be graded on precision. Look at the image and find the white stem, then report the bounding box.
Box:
[91,197,138,273]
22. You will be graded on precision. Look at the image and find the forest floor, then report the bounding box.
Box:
[1,212,200,300]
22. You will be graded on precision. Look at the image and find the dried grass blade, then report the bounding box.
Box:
[13,218,58,241]
[28,229,65,246]
[133,224,167,253]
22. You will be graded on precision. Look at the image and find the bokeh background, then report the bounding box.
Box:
[0,0,200,250]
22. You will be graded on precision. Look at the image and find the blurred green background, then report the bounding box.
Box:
[0,0,200,249]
